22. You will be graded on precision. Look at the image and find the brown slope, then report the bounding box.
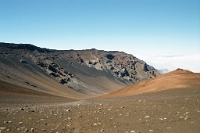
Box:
[0,80,77,104]
[0,80,65,98]
[100,68,200,98]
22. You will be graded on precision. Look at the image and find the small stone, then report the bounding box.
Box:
[184,115,189,120]
[24,128,29,132]
[64,109,70,112]
[31,128,35,132]
[185,112,189,115]
[101,128,104,132]
[0,127,6,131]
[167,127,171,129]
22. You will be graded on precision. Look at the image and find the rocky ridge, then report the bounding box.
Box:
[0,42,159,95]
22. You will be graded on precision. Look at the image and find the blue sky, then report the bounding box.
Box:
[0,0,200,72]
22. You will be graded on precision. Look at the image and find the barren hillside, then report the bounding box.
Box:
[100,68,200,98]
[1,43,200,133]
[0,42,159,98]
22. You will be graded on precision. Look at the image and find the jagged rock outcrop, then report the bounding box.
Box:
[0,42,160,95]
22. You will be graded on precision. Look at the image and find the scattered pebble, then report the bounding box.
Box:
[64,109,70,112]
[31,128,35,132]
[0,127,6,132]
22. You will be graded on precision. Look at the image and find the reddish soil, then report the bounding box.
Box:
[99,69,200,98]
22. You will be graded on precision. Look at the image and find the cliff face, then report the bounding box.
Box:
[0,43,159,96]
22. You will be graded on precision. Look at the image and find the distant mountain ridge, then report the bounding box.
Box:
[0,42,159,97]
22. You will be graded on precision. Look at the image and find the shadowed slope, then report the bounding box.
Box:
[0,55,86,99]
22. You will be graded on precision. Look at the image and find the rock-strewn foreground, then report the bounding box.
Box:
[0,43,200,133]
[0,87,200,133]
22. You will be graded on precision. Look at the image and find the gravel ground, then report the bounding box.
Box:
[0,87,200,133]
